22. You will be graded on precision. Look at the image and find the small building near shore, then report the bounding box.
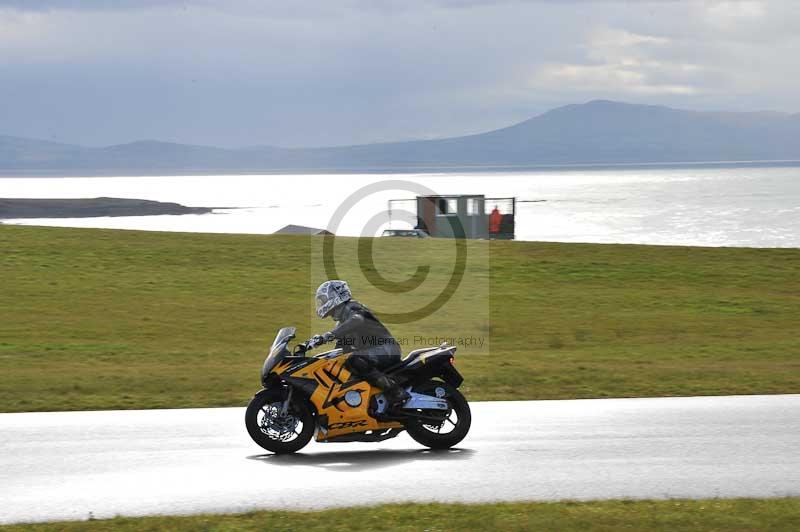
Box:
[274,224,333,236]
[388,194,516,240]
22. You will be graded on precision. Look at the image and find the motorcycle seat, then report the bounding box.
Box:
[402,346,438,363]
[383,346,439,374]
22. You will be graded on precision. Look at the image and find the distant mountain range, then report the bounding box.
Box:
[3,100,800,175]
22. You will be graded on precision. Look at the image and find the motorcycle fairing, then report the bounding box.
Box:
[281,353,402,441]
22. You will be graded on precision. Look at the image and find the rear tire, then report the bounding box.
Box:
[245,392,315,454]
[405,380,471,449]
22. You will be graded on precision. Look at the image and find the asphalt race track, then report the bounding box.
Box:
[2,395,799,524]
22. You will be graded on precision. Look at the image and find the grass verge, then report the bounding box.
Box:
[1,225,799,412]
[3,499,800,531]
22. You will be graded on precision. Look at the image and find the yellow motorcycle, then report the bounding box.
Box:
[245,326,471,454]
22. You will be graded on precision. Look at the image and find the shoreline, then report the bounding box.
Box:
[1,223,798,250]
[1,159,800,178]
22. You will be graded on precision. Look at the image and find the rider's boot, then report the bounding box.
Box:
[374,375,410,407]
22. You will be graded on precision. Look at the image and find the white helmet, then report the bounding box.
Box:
[315,280,352,318]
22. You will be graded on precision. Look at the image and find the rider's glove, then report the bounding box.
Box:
[309,334,325,348]
[308,332,335,349]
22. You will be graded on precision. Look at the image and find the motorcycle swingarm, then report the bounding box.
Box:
[403,391,449,410]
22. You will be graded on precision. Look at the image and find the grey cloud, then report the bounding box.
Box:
[0,0,194,10]
[0,1,798,148]
[0,0,520,14]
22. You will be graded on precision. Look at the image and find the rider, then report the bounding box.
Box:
[309,280,410,406]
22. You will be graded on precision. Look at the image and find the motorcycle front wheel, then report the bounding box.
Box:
[245,392,315,454]
[405,380,471,449]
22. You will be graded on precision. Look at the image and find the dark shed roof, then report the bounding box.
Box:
[274,224,333,236]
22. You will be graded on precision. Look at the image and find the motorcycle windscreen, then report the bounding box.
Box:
[262,326,296,378]
[270,326,296,354]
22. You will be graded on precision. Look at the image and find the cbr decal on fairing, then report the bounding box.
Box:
[328,420,369,430]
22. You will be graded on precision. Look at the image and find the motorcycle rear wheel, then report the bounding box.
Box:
[245,393,315,454]
[405,380,471,449]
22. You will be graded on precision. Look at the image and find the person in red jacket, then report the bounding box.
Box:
[489,205,502,234]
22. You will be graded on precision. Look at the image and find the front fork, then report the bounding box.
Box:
[279,385,293,416]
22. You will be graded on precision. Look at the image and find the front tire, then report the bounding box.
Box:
[405,380,471,449]
[245,391,315,454]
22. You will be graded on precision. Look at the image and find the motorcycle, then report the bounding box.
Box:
[245,326,471,453]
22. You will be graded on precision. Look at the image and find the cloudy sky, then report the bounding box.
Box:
[1,1,798,147]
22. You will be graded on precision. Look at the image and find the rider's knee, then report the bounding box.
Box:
[345,354,373,374]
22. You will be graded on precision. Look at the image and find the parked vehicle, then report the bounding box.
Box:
[380,228,429,238]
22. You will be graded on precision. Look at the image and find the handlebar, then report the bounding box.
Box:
[297,333,332,355]
[306,335,324,349]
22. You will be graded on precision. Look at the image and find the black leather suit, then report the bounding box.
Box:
[329,300,401,382]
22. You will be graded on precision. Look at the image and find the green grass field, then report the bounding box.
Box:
[1,224,799,412]
[3,499,799,531]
